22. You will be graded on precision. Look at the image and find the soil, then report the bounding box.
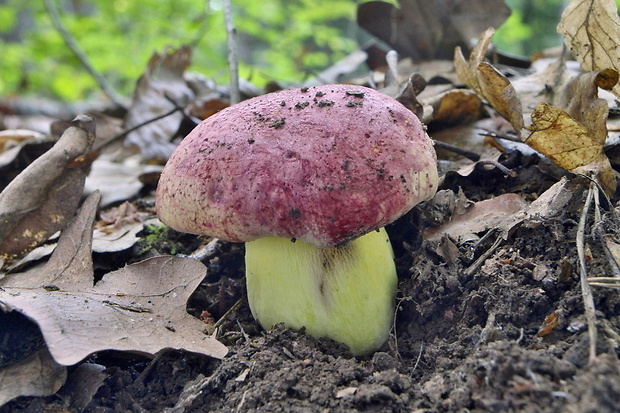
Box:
[3,148,620,412]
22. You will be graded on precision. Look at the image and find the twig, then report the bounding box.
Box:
[212,297,244,331]
[43,0,127,109]
[587,277,620,289]
[432,139,481,162]
[576,181,597,363]
[478,129,522,143]
[223,0,240,104]
[464,232,503,277]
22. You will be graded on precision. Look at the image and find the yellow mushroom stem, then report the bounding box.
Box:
[245,227,397,355]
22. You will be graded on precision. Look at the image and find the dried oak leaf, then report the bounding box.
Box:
[0,115,95,269]
[0,192,227,366]
[477,62,525,133]
[358,0,509,60]
[526,102,600,170]
[0,347,66,407]
[124,45,194,161]
[454,27,495,97]
[526,69,618,194]
[454,29,525,135]
[557,0,620,98]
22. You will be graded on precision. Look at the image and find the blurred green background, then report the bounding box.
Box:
[0,0,611,102]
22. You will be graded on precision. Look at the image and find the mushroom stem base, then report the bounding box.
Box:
[245,228,397,355]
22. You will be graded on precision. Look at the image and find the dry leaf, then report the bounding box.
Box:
[477,62,525,133]
[0,347,67,406]
[536,312,559,337]
[557,0,620,97]
[561,69,617,145]
[124,46,194,160]
[425,193,529,243]
[454,27,495,96]
[0,257,228,365]
[525,69,617,195]
[84,154,163,207]
[1,192,100,289]
[0,192,227,366]
[526,102,601,170]
[454,29,525,135]
[0,115,95,268]
[359,1,509,60]
[431,90,482,125]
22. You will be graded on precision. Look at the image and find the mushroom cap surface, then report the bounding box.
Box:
[156,84,437,248]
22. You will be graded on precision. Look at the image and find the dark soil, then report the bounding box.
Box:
[3,149,620,412]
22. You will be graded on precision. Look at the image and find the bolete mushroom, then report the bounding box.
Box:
[156,84,438,354]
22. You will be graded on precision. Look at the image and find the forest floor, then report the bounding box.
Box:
[3,133,620,412]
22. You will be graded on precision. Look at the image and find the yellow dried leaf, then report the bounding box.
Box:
[453,27,495,96]
[526,102,602,170]
[557,0,620,97]
[477,62,524,133]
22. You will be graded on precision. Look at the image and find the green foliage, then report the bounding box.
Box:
[3,0,618,102]
[0,0,360,101]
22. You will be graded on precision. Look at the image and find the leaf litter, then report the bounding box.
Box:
[3,0,620,411]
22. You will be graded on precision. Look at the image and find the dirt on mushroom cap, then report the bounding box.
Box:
[156,84,438,248]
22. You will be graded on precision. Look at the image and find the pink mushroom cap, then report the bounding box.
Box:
[156,84,438,248]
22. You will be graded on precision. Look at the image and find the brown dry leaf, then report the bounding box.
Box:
[425,193,529,243]
[0,347,67,406]
[454,27,495,96]
[557,0,620,97]
[431,90,482,125]
[0,192,227,366]
[84,154,163,207]
[0,257,228,365]
[359,1,509,60]
[526,69,618,194]
[526,102,601,170]
[124,45,194,161]
[0,115,95,268]
[477,62,525,133]
[454,29,525,135]
[561,69,618,145]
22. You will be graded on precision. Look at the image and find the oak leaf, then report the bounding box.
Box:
[557,0,620,98]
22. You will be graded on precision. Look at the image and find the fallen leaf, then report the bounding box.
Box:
[84,154,163,207]
[0,347,66,406]
[0,115,95,268]
[432,90,482,125]
[454,27,495,97]
[557,0,620,97]
[477,62,525,133]
[358,1,509,60]
[526,102,600,170]
[124,46,194,161]
[425,193,529,243]
[0,191,227,366]
[0,257,228,365]
[57,363,106,412]
[536,312,559,337]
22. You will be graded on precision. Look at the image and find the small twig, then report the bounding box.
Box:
[576,181,597,363]
[432,139,480,162]
[212,297,244,331]
[44,0,127,109]
[478,129,522,143]
[587,277,620,289]
[591,188,620,279]
[223,0,240,104]
[465,232,503,277]
[411,342,424,374]
[97,95,191,152]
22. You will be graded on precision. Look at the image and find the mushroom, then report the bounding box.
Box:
[156,84,438,354]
